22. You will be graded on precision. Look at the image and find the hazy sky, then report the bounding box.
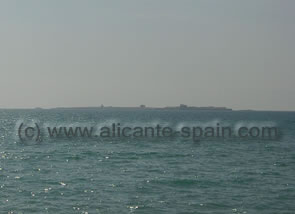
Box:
[0,0,294,110]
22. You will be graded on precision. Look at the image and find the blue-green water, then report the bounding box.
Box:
[0,109,294,213]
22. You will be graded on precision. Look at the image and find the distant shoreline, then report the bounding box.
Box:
[34,105,233,111]
[0,106,294,112]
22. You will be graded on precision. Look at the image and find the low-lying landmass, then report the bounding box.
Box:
[48,104,233,111]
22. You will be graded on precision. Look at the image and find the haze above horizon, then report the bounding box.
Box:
[0,0,294,111]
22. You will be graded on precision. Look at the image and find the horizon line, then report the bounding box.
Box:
[0,106,294,112]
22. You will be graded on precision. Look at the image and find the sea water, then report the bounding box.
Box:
[0,109,294,213]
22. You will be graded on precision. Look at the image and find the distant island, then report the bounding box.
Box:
[48,104,233,111]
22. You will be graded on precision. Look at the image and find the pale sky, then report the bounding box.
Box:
[0,0,294,110]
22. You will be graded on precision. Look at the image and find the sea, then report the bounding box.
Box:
[0,109,294,213]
